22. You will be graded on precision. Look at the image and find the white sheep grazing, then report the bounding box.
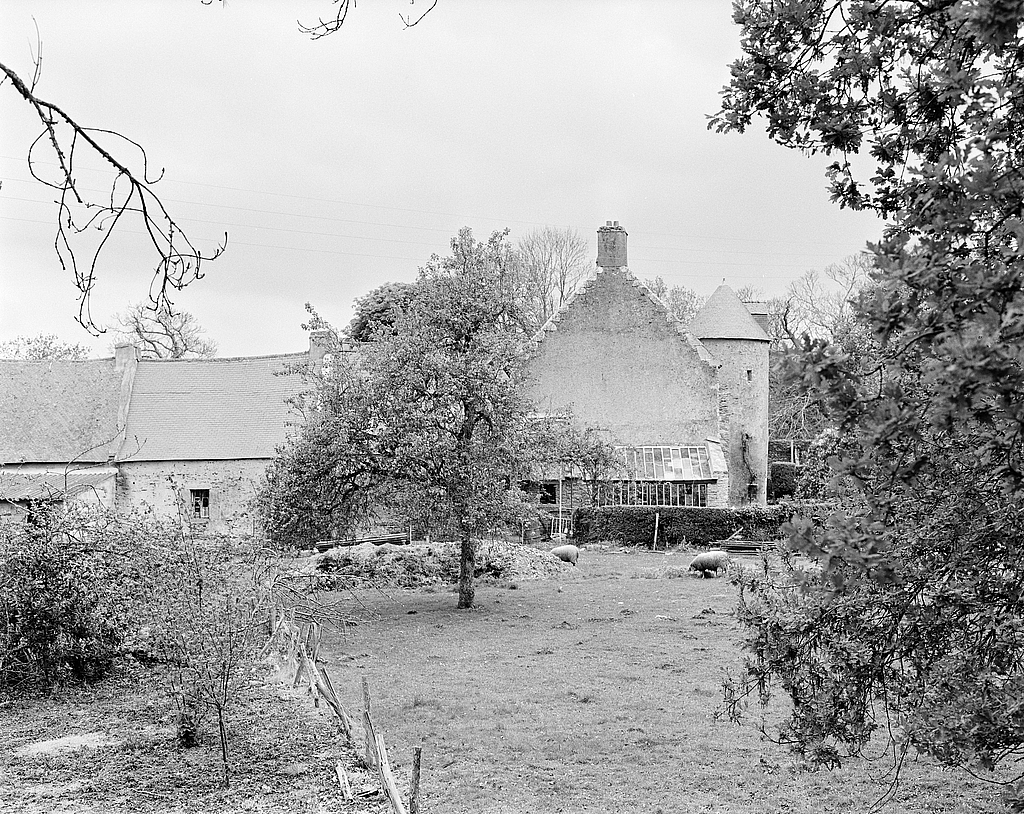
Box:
[688,549,731,578]
[550,544,580,566]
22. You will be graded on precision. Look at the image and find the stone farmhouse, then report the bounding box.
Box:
[0,340,331,533]
[529,222,769,515]
[1,222,768,534]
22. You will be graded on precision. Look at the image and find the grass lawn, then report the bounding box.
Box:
[0,545,1006,813]
[319,547,1003,814]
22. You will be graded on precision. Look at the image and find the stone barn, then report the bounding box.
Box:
[528,222,769,511]
[0,336,332,534]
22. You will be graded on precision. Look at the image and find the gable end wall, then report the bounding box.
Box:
[529,270,721,447]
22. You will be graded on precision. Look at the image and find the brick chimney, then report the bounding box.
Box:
[597,221,627,268]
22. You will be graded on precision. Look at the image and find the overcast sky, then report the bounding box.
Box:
[1,0,882,358]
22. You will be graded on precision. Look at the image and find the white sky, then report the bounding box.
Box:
[0,0,883,358]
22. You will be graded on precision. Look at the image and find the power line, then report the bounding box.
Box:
[0,157,877,250]
[0,187,862,261]
[0,213,826,275]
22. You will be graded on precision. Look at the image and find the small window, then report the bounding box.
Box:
[746,369,753,382]
[190,489,210,520]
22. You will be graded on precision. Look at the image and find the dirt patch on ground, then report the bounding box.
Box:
[0,661,388,814]
[16,732,116,756]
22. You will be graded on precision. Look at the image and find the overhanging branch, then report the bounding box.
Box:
[1,58,226,334]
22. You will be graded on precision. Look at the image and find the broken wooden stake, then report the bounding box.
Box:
[374,731,408,814]
[336,762,352,800]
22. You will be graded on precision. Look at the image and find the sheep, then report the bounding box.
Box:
[550,544,580,566]
[688,549,731,578]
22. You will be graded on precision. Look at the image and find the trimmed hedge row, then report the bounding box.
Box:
[768,462,803,501]
[572,505,792,548]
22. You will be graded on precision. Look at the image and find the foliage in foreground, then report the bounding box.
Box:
[0,507,156,694]
[147,534,278,785]
[715,1,1024,803]
[0,506,281,786]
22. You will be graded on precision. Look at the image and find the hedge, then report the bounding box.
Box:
[768,462,803,501]
[572,504,792,548]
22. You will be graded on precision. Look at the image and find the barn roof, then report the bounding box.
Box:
[689,284,770,341]
[0,468,116,502]
[1,349,311,467]
[121,353,308,461]
[0,358,124,464]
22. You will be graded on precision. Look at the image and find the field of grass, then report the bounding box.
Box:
[0,545,1006,813]
[320,547,1002,814]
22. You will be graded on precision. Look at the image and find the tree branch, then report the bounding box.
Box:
[1,58,226,334]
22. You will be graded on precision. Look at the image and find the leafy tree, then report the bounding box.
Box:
[0,333,89,360]
[714,1,1024,799]
[112,301,217,359]
[345,282,419,342]
[261,228,536,609]
[539,420,622,505]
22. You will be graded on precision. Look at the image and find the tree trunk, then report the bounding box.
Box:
[217,706,230,787]
[457,533,475,609]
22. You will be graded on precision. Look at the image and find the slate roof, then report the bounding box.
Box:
[120,353,308,461]
[689,284,770,341]
[0,358,124,464]
[0,468,116,501]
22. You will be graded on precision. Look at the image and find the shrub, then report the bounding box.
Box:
[768,462,803,501]
[572,505,791,548]
[0,506,171,695]
[146,535,278,785]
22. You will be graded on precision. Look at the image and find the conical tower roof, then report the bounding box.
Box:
[689,284,769,341]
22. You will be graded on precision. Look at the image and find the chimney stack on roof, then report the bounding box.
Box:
[308,329,336,373]
[597,221,627,268]
[114,343,138,372]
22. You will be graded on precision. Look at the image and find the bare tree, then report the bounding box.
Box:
[517,226,590,329]
[774,254,872,345]
[296,0,439,39]
[113,302,217,359]
[0,48,225,334]
[766,255,875,440]
[642,277,705,325]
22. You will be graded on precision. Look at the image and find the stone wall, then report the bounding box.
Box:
[529,269,721,447]
[116,458,270,536]
[698,337,769,506]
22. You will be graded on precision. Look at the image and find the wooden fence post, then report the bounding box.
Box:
[409,745,422,814]
[362,676,375,769]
